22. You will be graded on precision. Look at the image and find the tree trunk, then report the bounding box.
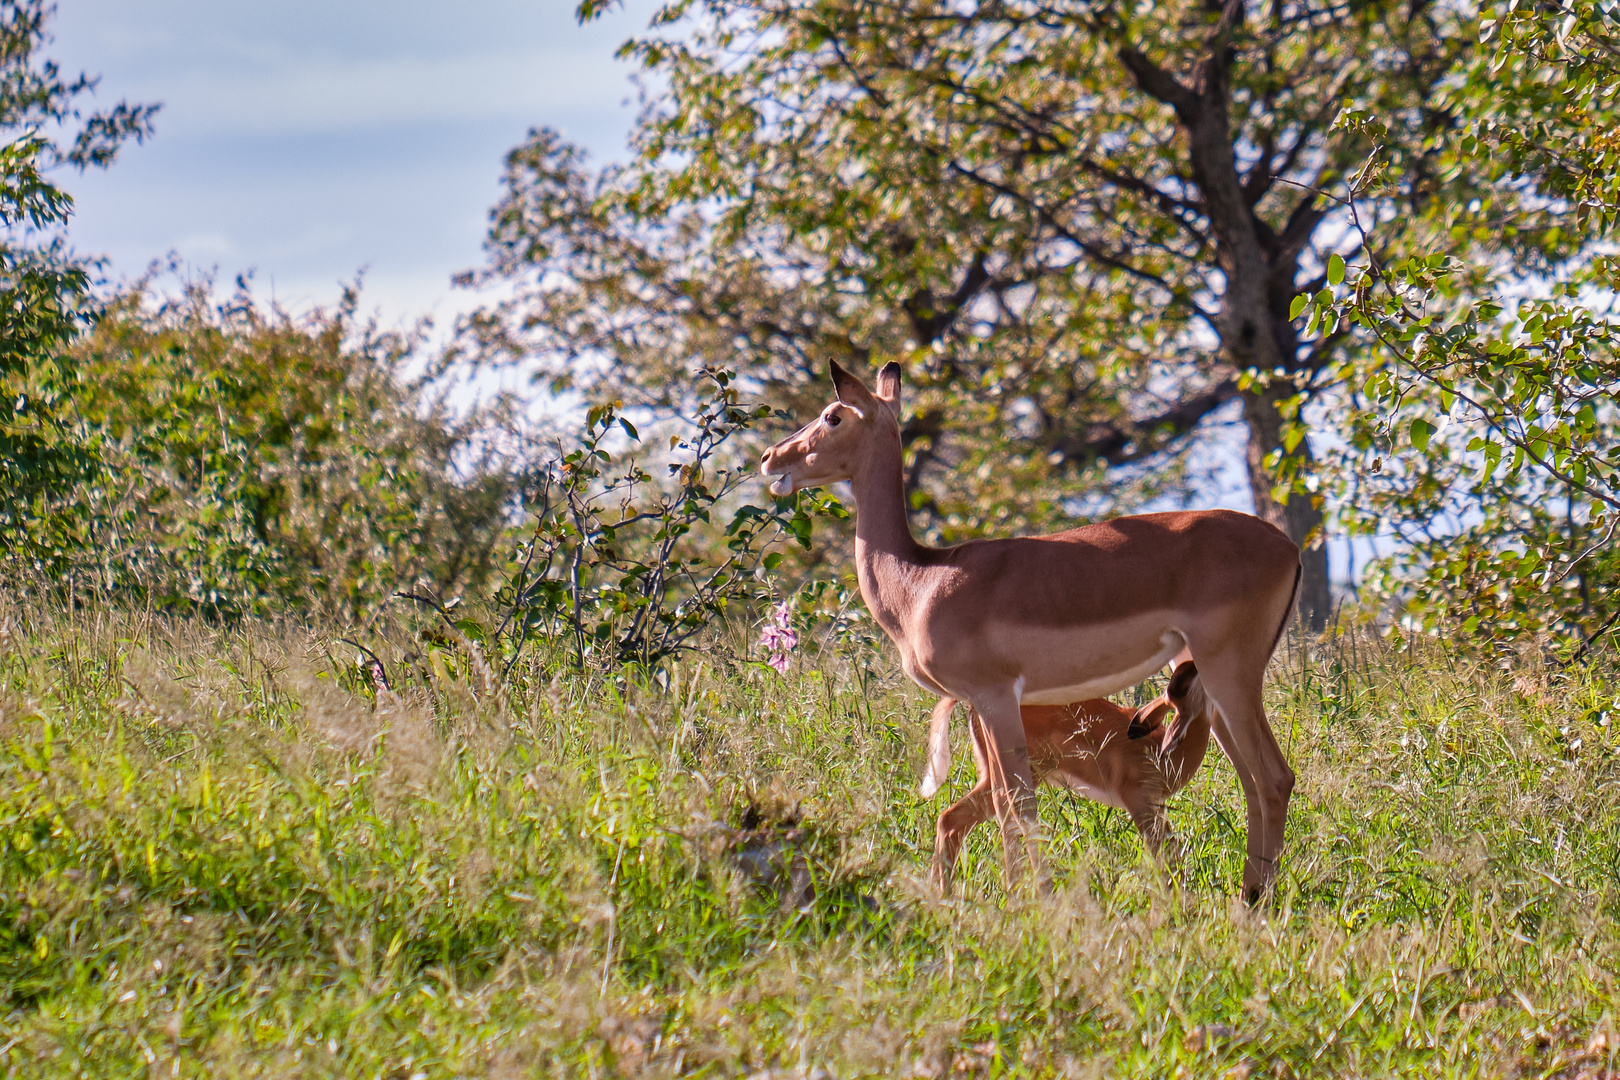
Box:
[1241,383,1330,632]
[1119,21,1333,634]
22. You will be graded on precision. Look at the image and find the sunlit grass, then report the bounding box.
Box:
[0,603,1616,1077]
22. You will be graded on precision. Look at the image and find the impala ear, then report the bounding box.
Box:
[830,360,877,412]
[1159,660,1206,756]
[875,361,902,410]
[1167,660,1199,699]
[1127,699,1171,740]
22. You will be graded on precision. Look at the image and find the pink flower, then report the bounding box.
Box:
[760,623,798,653]
[761,601,799,672]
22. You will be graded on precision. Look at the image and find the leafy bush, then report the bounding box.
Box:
[0,0,155,562]
[7,275,523,618]
[3,268,823,657]
[1303,1,1620,648]
[491,367,842,671]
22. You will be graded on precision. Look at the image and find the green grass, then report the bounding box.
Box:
[0,604,1617,1078]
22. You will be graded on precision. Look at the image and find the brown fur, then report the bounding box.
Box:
[760,361,1300,901]
[931,661,1213,891]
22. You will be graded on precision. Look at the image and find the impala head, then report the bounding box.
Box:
[760,360,902,496]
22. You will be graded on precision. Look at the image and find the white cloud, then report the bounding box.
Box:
[57,0,655,142]
[51,0,661,321]
[155,48,636,136]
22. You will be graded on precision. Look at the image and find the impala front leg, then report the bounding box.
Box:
[971,685,1049,895]
[932,711,994,896]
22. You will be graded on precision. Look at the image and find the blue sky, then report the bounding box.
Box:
[47,0,1279,547]
[52,0,656,327]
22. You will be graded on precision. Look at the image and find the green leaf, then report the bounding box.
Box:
[1409,417,1435,452]
[1327,254,1346,286]
[1289,294,1308,320]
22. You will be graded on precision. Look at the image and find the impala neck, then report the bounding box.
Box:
[851,430,921,563]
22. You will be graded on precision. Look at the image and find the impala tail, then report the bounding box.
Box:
[920,697,956,799]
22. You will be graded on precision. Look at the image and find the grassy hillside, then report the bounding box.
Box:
[0,603,1616,1078]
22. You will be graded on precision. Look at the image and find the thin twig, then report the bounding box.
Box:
[337,637,392,692]
[1567,608,1620,667]
[1552,513,1620,585]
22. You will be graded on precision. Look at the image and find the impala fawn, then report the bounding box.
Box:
[926,660,1212,893]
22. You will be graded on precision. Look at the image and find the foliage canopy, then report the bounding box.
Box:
[1308,0,1620,649]
[0,0,155,561]
[460,0,1576,631]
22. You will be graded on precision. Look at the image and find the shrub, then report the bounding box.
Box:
[489,369,840,671]
[5,274,522,618]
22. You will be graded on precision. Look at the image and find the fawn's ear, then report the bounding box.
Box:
[1167,660,1198,698]
[874,361,902,412]
[830,360,877,415]
[1160,659,1207,757]
[1127,699,1171,740]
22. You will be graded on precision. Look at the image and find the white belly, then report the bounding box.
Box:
[1018,629,1187,705]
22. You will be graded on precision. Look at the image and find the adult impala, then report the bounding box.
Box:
[760,361,1301,902]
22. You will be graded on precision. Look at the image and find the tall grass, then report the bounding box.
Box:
[0,601,1616,1078]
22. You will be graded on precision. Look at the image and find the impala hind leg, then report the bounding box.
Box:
[970,686,1049,894]
[1208,709,1269,902]
[932,711,995,896]
[1198,662,1295,904]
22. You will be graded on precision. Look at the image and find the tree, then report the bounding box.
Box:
[1311,0,1620,649]
[0,0,156,566]
[463,0,1538,630]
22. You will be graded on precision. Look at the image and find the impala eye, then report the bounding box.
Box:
[826,413,842,427]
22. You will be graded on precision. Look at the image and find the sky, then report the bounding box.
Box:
[47,0,1341,569]
[51,0,657,329]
